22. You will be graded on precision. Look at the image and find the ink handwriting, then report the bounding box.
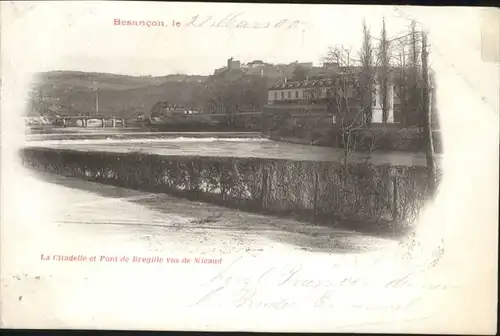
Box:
[191,255,453,311]
[184,13,308,30]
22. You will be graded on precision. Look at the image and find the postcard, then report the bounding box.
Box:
[0,1,498,334]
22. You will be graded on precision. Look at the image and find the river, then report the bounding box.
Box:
[25,137,441,167]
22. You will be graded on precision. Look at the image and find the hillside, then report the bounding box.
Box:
[32,71,207,90]
[28,71,208,118]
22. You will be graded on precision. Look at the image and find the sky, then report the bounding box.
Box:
[1,2,498,113]
[1,2,434,76]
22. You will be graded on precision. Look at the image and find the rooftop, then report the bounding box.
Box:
[247,60,265,65]
[270,78,337,90]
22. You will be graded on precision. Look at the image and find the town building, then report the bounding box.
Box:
[245,60,266,68]
[213,58,315,81]
[213,57,242,75]
[211,58,432,127]
[213,57,245,79]
[267,77,337,103]
[266,76,397,125]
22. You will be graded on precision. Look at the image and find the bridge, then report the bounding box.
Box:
[57,116,126,128]
[24,115,127,128]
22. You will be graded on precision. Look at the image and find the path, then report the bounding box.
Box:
[1,169,400,328]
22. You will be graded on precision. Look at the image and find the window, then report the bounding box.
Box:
[274,92,278,100]
[281,92,284,99]
[295,91,299,99]
[288,91,291,99]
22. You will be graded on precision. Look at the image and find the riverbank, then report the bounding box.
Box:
[26,131,263,141]
[267,135,330,146]
[20,146,435,236]
[266,130,443,154]
[24,137,442,167]
[2,168,404,330]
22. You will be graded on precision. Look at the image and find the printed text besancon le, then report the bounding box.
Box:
[113,13,307,29]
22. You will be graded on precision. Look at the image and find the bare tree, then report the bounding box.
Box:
[377,18,390,125]
[421,31,436,195]
[358,19,375,126]
[322,18,388,165]
[394,38,409,126]
[27,86,57,117]
[409,20,421,129]
[323,45,378,168]
[203,73,266,124]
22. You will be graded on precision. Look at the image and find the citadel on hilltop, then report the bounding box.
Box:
[213,57,368,84]
[211,57,437,127]
[214,57,317,79]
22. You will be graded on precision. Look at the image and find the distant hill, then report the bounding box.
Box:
[28,71,208,118]
[32,71,207,90]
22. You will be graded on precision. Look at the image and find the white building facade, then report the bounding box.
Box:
[267,78,396,125]
[371,83,395,124]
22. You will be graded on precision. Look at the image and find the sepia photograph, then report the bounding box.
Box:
[1,2,498,333]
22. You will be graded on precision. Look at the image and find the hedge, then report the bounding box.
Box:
[20,147,436,236]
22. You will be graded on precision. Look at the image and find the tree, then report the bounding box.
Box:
[292,65,308,81]
[394,38,409,126]
[391,23,437,194]
[358,19,375,125]
[377,18,390,124]
[389,19,426,128]
[202,72,266,124]
[409,20,421,128]
[322,19,388,165]
[421,30,436,195]
[27,86,55,117]
[150,100,171,117]
[323,45,377,167]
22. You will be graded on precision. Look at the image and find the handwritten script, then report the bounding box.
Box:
[190,255,453,313]
[185,13,308,30]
